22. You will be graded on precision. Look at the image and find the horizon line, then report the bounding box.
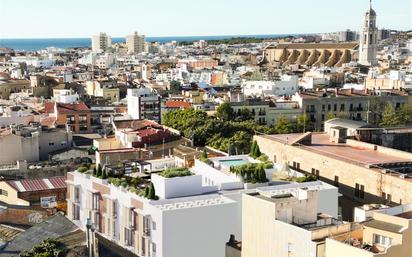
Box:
[0,32,331,40]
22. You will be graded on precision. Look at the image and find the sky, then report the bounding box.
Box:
[0,0,411,39]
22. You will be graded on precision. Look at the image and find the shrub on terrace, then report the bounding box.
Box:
[159,168,193,178]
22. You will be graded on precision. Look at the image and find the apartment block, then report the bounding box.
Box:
[127,87,161,122]
[241,182,340,257]
[291,89,409,130]
[126,32,146,54]
[326,204,412,257]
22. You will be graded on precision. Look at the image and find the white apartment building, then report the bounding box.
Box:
[127,87,161,122]
[66,156,337,257]
[92,33,112,53]
[53,89,80,104]
[126,32,146,54]
[242,75,298,97]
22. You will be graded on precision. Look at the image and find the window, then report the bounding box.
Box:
[73,204,80,220]
[94,212,101,231]
[92,193,100,210]
[112,201,117,218]
[328,104,331,111]
[79,115,87,123]
[334,104,337,112]
[373,234,392,247]
[0,189,8,196]
[334,176,339,187]
[322,105,325,111]
[67,115,75,124]
[124,228,134,246]
[48,142,55,146]
[340,104,345,112]
[360,185,365,199]
[129,209,135,228]
[355,183,360,198]
[74,187,80,203]
[152,243,157,255]
[152,221,156,231]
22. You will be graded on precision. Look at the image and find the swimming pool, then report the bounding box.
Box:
[219,159,248,167]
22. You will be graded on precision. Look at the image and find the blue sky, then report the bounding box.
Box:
[0,0,411,38]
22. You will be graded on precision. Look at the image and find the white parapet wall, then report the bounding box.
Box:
[151,173,203,199]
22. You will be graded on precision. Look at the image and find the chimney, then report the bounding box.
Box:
[335,88,339,95]
[364,88,369,95]
[350,88,354,95]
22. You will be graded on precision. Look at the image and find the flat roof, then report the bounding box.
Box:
[363,220,404,234]
[262,133,411,166]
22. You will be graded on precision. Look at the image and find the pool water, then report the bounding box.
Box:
[219,159,248,167]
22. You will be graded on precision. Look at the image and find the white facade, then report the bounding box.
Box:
[126,87,160,121]
[53,89,79,104]
[67,166,337,257]
[92,33,112,53]
[243,75,298,97]
[359,1,378,66]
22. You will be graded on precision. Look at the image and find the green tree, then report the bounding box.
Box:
[201,148,208,159]
[399,104,412,125]
[380,104,400,127]
[101,169,107,180]
[275,117,293,134]
[249,140,261,158]
[92,166,97,176]
[336,112,350,119]
[368,96,386,125]
[96,164,102,178]
[326,112,336,120]
[296,114,314,132]
[169,80,181,94]
[216,102,234,121]
[148,183,156,200]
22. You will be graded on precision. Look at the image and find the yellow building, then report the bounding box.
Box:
[326,204,412,257]
[85,80,120,103]
[263,42,359,67]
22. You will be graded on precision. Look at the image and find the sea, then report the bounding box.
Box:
[0,34,297,52]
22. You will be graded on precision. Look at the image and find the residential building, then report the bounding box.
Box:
[126,32,146,54]
[291,89,409,130]
[43,102,92,133]
[94,119,182,165]
[85,80,120,103]
[0,176,66,208]
[0,105,36,127]
[242,75,298,97]
[53,89,80,104]
[241,182,340,257]
[177,59,219,70]
[326,204,412,257]
[127,87,161,122]
[0,124,72,164]
[359,0,378,66]
[0,79,31,100]
[231,99,302,126]
[255,131,412,220]
[66,156,334,257]
[92,33,112,53]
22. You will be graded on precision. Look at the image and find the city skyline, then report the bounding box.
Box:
[0,0,411,39]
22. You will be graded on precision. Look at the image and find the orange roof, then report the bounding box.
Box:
[165,101,192,109]
[44,102,90,114]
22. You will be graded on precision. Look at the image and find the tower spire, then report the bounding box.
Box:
[369,0,372,11]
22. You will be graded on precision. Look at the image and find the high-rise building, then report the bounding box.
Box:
[126,32,146,54]
[359,0,378,66]
[92,32,112,53]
